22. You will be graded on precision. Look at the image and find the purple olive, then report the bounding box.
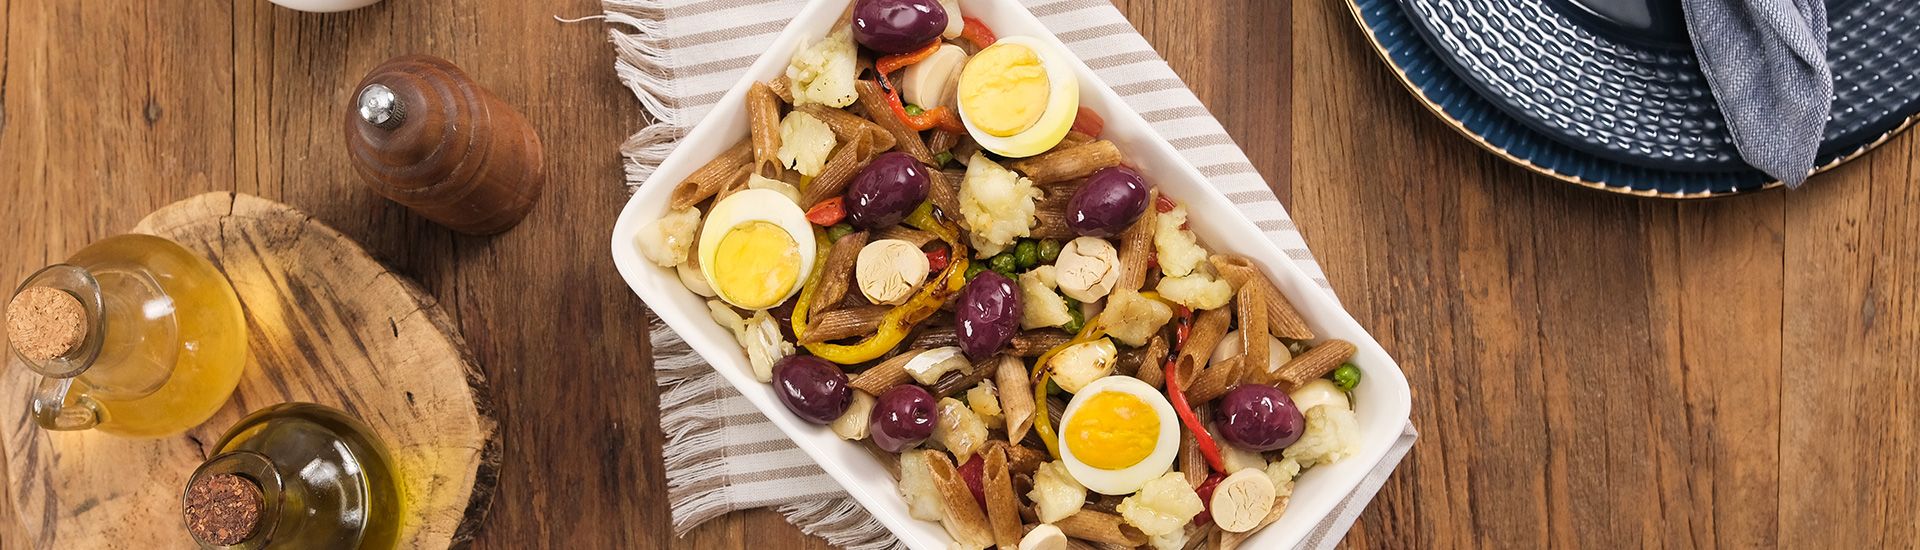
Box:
[845,152,932,229]
[871,385,939,452]
[852,0,948,54]
[1067,166,1150,237]
[954,271,1020,360]
[772,355,853,424]
[1216,385,1306,452]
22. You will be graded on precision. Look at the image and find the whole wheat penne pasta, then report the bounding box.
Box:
[996,355,1036,443]
[670,140,754,209]
[1053,510,1147,547]
[927,128,962,155]
[1180,427,1207,488]
[931,169,966,227]
[1058,130,1096,150]
[1209,255,1313,340]
[951,138,982,167]
[875,225,938,248]
[811,231,868,316]
[1175,307,1233,383]
[710,163,753,202]
[1135,335,1170,389]
[800,132,874,207]
[983,446,1023,549]
[796,103,896,151]
[909,325,963,350]
[767,75,795,104]
[1003,442,1047,478]
[1115,189,1159,291]
[800,305,890,344]
[1233,282,1271,385]
[746,82,785,178]
[863,440,903,480]
[1275,339,1357,389]
[1010,329,1074,357]
[1029,188,1079,240]
[928,451,996,550]
[1008,140,1121,185]
[851,349,923,395]
[1187,356,1239,403]
[856,80,937,165]
[933,356,996,396]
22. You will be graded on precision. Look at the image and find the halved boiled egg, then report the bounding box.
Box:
[697,189,817,310]
[1057,375,1179,495]
[956,36,1079,158]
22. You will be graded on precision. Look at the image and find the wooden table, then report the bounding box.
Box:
[2,0,1915,548]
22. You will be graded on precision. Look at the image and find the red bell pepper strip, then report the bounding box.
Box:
[959,16,997,50]
[925,246,951,272]
[1071,106,1105,137]
[1193,472,1226,526]
[874,43,969,133]
[805,197,847,226]
[1163,307,1225,472]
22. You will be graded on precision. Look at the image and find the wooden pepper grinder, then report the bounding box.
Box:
[346,54,545,235]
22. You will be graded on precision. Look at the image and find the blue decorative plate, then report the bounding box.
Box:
[1345,0,1920,197]
[1395,0,1920,173]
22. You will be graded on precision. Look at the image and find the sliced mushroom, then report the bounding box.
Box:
[1018,524,1068,550]
[857,238,933,305]
[1054,237,1121,303]
[939,0,964,39]
[677,258,716,298]
[1210,331,1291,377]
[1208,469,1277,533]
[902,44,969,109]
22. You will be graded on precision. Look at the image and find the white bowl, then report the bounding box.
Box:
[609,0,1414,547]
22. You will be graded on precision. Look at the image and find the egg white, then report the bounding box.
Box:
[1057,375,1181,495]
[956,36,1080,158]
[697,188,817,310]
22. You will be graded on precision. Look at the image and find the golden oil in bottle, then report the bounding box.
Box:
[183,403,405,549]
[7,233,248,437]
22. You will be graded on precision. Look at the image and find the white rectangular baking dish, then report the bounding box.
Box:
[609,0,1413,547]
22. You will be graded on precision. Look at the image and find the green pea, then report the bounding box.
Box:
[1062,295,1082,310]
[1037,239,1062,264]
[826,223,855,242]
[989,253,1018,275]
[905,103,925,116]
[965,262,989,280]
[1014,240,1040,269]
[1331,363,1362,391]
[1046,379,1065,395]
[934,151,954,167]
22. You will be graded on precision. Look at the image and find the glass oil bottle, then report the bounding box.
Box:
[6,234,248,437]
[182,402,405,549]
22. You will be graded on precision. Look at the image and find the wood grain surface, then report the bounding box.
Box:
[1,192,497,549]
[1,0,1915,549]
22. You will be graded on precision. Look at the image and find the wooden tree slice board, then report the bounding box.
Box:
[2,193,499,549]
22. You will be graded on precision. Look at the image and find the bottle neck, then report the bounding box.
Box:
[8,264,106,379]
[184,451,287,549]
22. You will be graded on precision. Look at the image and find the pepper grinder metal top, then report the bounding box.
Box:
[345,55,545,235]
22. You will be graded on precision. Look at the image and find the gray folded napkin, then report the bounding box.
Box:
[1682,0,1833,187]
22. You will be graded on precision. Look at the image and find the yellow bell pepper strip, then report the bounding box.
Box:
[873,42,968,133]
[1028,316,1110,459]
[791,203,969,364]
[1161,307,1225,472]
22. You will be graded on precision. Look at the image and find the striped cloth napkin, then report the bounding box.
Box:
[599,0,1417,547]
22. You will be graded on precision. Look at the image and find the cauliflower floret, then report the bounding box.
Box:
[1098,289,1173,347]
[636,206,701,267]
[931,397,989,463]
[1117,472,1204,536]
[776,112,837,176]
[786,28,858,107]
[899,450,946,521]
[747,174,802,204]
[1028,461,1086,523]
[1049,338,1116,393]
[739,310,792,383]
[1149,527,1193,550]
[959,153,1040,257]
[1266,457,1301,499]
[1152,204,1208,277]
[1280,402,1361,468]
[1019,266,1073,329]
[964,381,1003,430]
[1156,271,1233,310]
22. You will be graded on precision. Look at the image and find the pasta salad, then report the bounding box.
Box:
[632,1,1365,548]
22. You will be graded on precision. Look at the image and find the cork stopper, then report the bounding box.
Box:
[6,287,88,362]
[184,473,263,546]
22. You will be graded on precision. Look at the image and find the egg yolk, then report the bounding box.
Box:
[960,44,1051,137]
[1064,392,1161,470]
[710,221,802,309]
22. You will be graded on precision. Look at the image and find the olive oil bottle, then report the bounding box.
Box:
[183,403,404,549]
[6,234,248,437]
